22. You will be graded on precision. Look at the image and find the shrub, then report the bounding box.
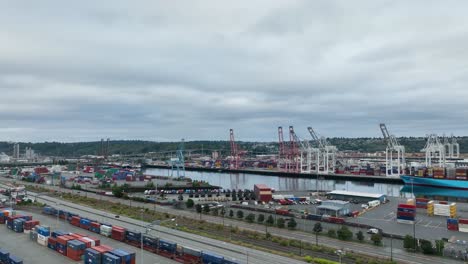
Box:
[229,210,234,218]
[245,213,255,223]
[236,210,244,219]
[304,255,313,263]
[277,218,285,228]
[420,239,434,254]
[327,229,336,238]
[287,218,297,230]
[356,231,364,242]
[257,214,265,223]
[403,235,416,250]
[337,226,353,241]
[185,199,194,208]
[371,233,382,245]
[266,215,275,226]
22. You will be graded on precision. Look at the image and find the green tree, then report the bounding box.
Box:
[229,209,234,218]
[145,181,155,188]
[371,233,383,245]
[327,229,336,238]
[277,218,285,228]
[231,190,237,201]
[337,226,353,241]
[313,222,323,245]
[435,240,444,255]
[403,235,416,250]
[246,213,255,223]
[112,184,124,198]
[257,214,265,224]
[186,199,194,208]
[211,207,219,216]
[195,204,202,214]
[266,215,275,226]
[220,207,226,217]
[236,210,244,219]
[356,231,365,242]
[203,204,210,214]
[420,239,434,254]
[287,218,297,230]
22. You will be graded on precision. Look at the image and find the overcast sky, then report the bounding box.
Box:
[1,1,467,142]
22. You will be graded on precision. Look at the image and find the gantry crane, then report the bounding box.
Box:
[380,123,405,177]
[307,127,337,174]
[170,139,185,177]
[289,126,312,173]
[422,134,445,167]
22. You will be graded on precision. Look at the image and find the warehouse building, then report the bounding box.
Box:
[327,190,387,203]
[317,200,350,217]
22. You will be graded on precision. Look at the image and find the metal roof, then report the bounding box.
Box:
[327,190,385,199]
[317,205,345,211]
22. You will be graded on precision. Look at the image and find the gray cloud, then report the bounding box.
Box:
[0,1,467,142]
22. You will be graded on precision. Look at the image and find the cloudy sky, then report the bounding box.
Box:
[1,1,467,142]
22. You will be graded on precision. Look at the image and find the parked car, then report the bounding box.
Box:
[367,228,379,234]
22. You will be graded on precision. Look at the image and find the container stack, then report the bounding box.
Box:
[70,216,80,227]
[433,167,445,178]
[111,226,126,241]
[108,249,136,264]
[415,198,429,209]
[456,168,467,180]
[254,184,273,203]
[90,222,101,233]
[446,168,456,179]
[37,226,51,246]
[158,239,177,258]
[447,218,459,231]
[84,246,112,264]
[13,219,25,233]
[142,235,158,253]
[47,236,57,250]
[79,218,91,230]
[125,230,142,247]
[458,219,468,233]
[434,202,457,218]
[427,201,434,216]
[29,229,38,242]
[67,239,86,261]
[202,251,225,264]
[24,220,40,234]
[57,235,73,256]
[100,225,112,237]
[397,204,416,224]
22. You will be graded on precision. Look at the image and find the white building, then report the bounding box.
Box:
[0,153,11,162]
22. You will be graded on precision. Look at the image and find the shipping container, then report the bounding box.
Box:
[202,251,224,264]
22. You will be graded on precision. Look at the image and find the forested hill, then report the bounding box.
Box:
[0,137,467,157]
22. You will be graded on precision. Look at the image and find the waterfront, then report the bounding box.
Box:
[144,168,411,198]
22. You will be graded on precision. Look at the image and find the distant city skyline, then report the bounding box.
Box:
[1,1,467,142]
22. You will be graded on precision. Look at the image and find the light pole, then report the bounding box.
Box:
[390,235,393,261]
[335,249,344,264]
[411,178,416,252]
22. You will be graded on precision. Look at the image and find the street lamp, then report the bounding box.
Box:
[335,249,345,264]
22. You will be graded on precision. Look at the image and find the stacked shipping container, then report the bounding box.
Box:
[397,204,416,224]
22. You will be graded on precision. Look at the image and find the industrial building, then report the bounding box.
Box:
[327,190,387,203]
[254,184,272,203]
[317,200,351,217]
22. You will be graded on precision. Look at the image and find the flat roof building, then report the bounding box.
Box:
[327,190,387,203]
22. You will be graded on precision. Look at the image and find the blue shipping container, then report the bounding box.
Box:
[8,255,23,264]
[67,240,86,250]
[125,231,141,241]
[158,239,177,253]
[143,236,158,248]
[84,248,101,264]
[397,208,416,213]
[52,231,68,238]
[202,252,224,264]
[0,249,9,263]
[103,252,120,264]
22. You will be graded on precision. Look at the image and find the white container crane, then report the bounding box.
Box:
[379,123,405,177]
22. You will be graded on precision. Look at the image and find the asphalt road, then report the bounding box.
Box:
[3,180,464,264]
[29,192,304,264]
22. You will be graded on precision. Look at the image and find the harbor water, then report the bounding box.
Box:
[144,168,412,198]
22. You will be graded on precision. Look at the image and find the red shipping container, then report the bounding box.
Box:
[91,222,101,228]
[111,227,126,241]
[69,233,84,239]
[57,235,73,246]
[179,254,201,264]
[67,248,84,261]
[397,212,416,218]
[71,216,80,226]
[439,201,448,205]
[48,237,57,245]
[398,204,416,209]
[88,237,101,246]
[416,198,429,202]
[459,219,468,225]
[448,224,459,231]
[92,245,113,253]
